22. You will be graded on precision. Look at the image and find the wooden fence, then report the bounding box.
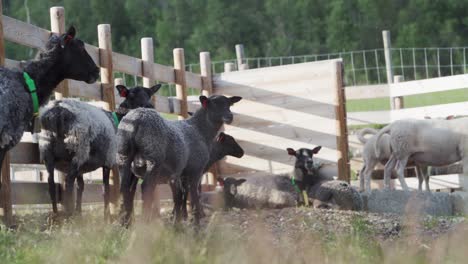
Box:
[0,5,352,226]
[0,6,213,224]
[346,73,468,126]
[213,60,350,181]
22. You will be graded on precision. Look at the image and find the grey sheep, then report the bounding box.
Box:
[0,26,99,189]
[39,84,160,217]
[175,132,244,220]
[117,95,242,226]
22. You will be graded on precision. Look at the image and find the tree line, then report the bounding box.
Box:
[4,0,468,65]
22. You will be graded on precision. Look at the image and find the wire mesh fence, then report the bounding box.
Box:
[187,47,468,86]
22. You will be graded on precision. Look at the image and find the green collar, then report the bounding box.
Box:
[23,72,39,116]
[112,112,120,126]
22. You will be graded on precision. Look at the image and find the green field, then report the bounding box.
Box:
[346,88,468,112]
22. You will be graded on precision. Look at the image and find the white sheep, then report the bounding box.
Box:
[374,118,468,191]
[357,128,428,192]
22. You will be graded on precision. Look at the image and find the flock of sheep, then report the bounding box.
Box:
[0,26,463,228]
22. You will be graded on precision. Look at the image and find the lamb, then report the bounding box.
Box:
[357,128,429,192]
[287,147,362,210]
[117,95,242,226]
[374,118,468,191]
[174,132,244,219]
[220,147,326,210]
[39,84,160,216]
[0,26,99,189]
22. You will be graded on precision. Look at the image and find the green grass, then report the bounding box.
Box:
[1,210,468,264]
[346,88,468,112]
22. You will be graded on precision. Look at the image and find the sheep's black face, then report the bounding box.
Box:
[222,177,246,198]
[199,95,242,124]
[116,84,161,111]
[57,26,100,84]
[287,146,322,174]
[217,132,244,158]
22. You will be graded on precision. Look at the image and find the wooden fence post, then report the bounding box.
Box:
[50,7,69,100]
[393,75,404,109]
[50,6,69,209]
[0,1,13,226]
[141,37,160,216]
[224,62,235,73]
[173,48,188,120]
[334,61,350,182]
[235,44,248,70]
[382,30,394,109]
[98,24,119,215]
[200,52,217,188]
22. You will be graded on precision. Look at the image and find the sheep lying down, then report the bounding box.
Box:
[203,174,363,211]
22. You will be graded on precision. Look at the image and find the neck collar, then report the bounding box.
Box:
[112,112,120,126]
[23,72,39,117]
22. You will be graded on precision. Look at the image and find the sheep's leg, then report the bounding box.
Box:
[170,179,185,223]
[0,148,5,190]
[359,165,366,192]
[396,157,409,191]
[119,159,135,226]
[64,164,79,216]
[419,165,430,192]
[189,174,204,226]
[75,174,84,214]
[362,158,378,193]
[383,155,397,190]
[45,160,58,214]
[141,177,158,222]
[102,167,110,221]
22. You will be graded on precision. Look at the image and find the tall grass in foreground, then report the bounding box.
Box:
[0,210,468,264]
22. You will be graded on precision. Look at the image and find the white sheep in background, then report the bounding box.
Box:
[357,128,428,192]
[374,118,468,191]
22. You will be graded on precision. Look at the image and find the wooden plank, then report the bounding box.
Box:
[68,80,102,99]
[153,63,176,84]
[113,51,142,76]
[185,71,203,90]
[3,15,50,49]
[390,73,468,97]
[10,182,173,205]
[347,101,468,125]
[345,84,389,100]
[85,44,100,68]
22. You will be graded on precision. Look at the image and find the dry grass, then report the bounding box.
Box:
[1,207,468,264]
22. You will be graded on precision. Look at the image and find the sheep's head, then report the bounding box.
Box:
[199,95,242,124]
[47,26,100,84]
[287,146,322,175]
[220,177,246,201]
[116,84,161,111]
[216,132,244,158]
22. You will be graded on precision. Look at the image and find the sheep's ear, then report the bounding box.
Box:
[446,115,455,120]
[116,85,129,98]
[187,111,194,116]
[229,96,242,105]
[217,177,225,186]
[311,146,322,154]
[199,96,209,109]
[66,26,76,38]
[147,84,162,97]
[235,179,246,186]
[217,132,226,142]
[287,148,296,156]
[60,26,76,48]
